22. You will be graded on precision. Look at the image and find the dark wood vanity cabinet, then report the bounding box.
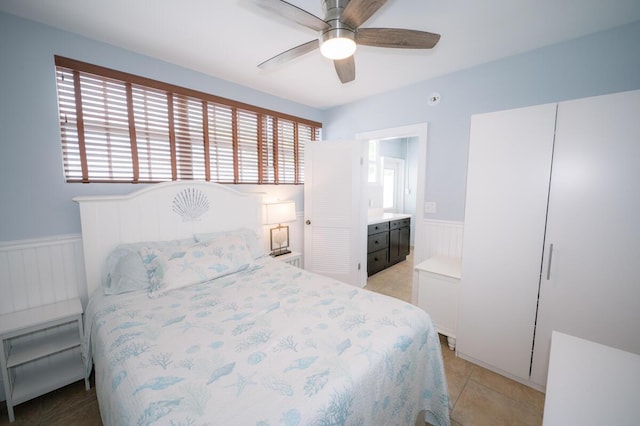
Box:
[389,218,411,265]
[367,222,389,276]
[367,217,410,276]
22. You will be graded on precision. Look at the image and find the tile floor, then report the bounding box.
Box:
[0,251,546,425]
[365,250,545,426]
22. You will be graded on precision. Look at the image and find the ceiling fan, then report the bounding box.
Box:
[256,0,441,83]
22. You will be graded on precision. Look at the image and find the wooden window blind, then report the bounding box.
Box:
[54,56,321,184]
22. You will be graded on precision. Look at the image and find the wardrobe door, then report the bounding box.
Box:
[531,89,640,386]
[458,103,557,380]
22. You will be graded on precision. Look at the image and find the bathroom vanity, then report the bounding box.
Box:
[367,213,411,276]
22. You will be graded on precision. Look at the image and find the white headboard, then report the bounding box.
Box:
[74,181,264,298]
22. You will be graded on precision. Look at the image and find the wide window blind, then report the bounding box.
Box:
[54,56,321,184]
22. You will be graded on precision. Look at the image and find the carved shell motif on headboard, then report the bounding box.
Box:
[172,188,210,221]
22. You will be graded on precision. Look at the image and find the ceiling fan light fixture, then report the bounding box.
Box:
[258,0,440,83]
[320,28,356,60]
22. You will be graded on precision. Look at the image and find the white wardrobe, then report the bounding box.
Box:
[457,89,640,389]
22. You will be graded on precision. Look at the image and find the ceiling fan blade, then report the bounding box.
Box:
[334,56,355,84]
[341,0,388,28]
[258,39,320,70]
[255,0,329,32]
[356,28,441,49]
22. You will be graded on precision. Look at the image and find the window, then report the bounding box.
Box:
[54,56,321,184]
[367,140,379,183]
[382,157,405,212]
[383,168,395,209]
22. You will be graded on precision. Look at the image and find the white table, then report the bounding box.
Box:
[415,256,462,350]
[0,298,88,422]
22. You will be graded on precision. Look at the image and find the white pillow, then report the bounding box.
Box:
[103,238,192,295]
[141,234,254,298]
[194,228,267,259]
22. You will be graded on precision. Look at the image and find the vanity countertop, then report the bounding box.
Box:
[367,213,412,225]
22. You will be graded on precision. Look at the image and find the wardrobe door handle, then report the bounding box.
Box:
[546,243,554,280]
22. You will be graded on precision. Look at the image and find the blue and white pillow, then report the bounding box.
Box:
[194,228,267,259]
[103,238,191,295]
[141,234,255,298]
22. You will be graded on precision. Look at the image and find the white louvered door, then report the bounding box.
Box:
[304,140,367,287]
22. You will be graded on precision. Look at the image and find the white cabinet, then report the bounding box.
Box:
[530,89,640,385]
[415,256,461,351]
[543,332,640,425]
[0,299,89,422]
[458,89,640,389]
[457,103,557,382]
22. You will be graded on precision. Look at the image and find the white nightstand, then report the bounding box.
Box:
[415,256,462,351]
[272,251,302,268]
[0,298,89,422]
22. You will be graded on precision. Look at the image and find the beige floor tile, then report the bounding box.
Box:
[446,369,469,408]
[364,252,414,303]
[452,380,542,426]
[439,346,471,407]
[367,251,549,426]
[444,362,470,405]
[469,367,545,414]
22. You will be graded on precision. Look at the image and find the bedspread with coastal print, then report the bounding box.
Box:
[83,257,450,426]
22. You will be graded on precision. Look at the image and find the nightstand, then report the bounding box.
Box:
[415,256,462,351]
[0,298,88,422]
[273,251,302,268]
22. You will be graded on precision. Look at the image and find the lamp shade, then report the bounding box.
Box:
[264,201,296,225]
[320,28,356,60]
[320,37,356,60]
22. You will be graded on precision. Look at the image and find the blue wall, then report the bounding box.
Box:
[2,11,640,241]
[323,21,640,221]
[0,13,321,241]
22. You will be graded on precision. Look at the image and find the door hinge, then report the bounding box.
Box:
[358,263,361,271]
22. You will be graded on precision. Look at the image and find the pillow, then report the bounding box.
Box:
[141,234,255,298]
[103,248,149,295]
[103,238,193,295]
[194,228,267,259]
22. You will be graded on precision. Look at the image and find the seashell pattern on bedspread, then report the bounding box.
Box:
[83,256,451,426]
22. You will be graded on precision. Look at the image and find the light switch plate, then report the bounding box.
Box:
[425,201,437,214]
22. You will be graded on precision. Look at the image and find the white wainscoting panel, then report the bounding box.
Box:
[0,234,87,316]
[422,219,465,260]
[411,219,464,306]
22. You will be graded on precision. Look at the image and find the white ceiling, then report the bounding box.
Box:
[3,0,640,109]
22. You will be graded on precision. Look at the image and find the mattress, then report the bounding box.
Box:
[83,257,450,425]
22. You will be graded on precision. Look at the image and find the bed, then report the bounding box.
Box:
[74,181,451,425]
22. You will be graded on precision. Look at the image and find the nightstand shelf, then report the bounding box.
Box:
[7,327,81,368]
[0,298,88,422]
[11,351,84,405]
[273,251,302,268]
